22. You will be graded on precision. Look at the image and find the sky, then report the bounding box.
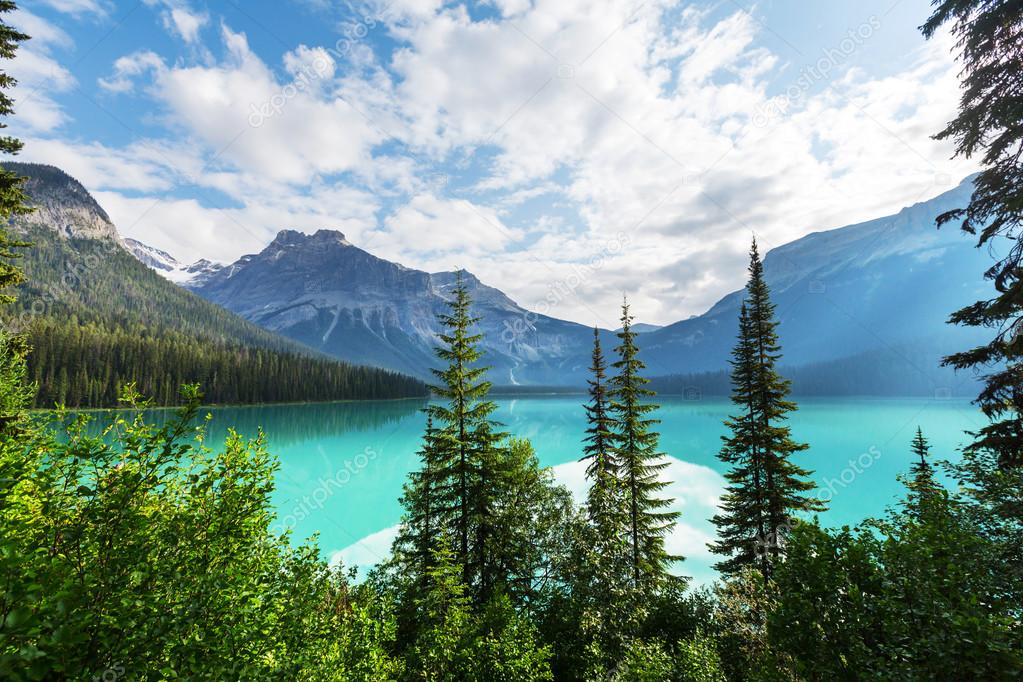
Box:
[10,0,978,328]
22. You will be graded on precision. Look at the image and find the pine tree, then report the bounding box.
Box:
[0,2,30,315]
[609,297,679,590]
[710,302,770,578]
[748,240,822,566]
[0,1,29,227]
[577,327,641,672]
[711,241,823,581]
[582,327,618,527]
[0,2,31,436]
[906,427,939,514]
[421,271,506,602]
[922,1,1023,470]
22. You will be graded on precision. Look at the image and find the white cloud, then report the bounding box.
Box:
[35,0,108,16]
[98,50,165,93]
[165,6,208,43]
[8,9,76,133]
[95,24,386,185]
[32,2,977,326]
[373,193,521,258]
[142,0,209,44]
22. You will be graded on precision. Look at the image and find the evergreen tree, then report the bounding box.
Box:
[422,271,506,601]
[576,326,639,673]
[581,327,619,528]
[906,427,939,513]
[0,2,30,369]
[0,1,29,229]
[710,302,770,578]
[922,1,1023,470]
[609,297,679,591]
[710,241,823,581]
[747,240,823,566]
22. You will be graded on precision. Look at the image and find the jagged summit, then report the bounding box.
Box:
[269,229,352,248]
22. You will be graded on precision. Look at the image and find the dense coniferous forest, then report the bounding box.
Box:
[6,223,426,406]
[27,319,425,406]
[0,0,1021,680]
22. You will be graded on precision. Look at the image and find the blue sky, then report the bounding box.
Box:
[11,0,976,326]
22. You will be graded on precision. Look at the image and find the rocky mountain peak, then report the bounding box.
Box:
[3,162,121,243]
[269,228,351,250]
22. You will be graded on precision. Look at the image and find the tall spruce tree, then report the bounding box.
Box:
[906,427,940,514]
[0,2,30,437]
[922,1,1023,470]
[582,327,618,527]
[0,2,29,308]
[423,271,506,599]
[609,298,679,590]
[711,241,822,580]
[577,326,638,669]
[710,301,771,578]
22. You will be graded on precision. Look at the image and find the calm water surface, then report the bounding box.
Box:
[100,396,985,585]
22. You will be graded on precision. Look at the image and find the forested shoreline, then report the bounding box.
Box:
[4,223,426,407]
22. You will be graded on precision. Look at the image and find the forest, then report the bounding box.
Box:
[0,0,1021,680]
[9,223,425,406]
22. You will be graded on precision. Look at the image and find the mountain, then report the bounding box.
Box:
[188,229,595,384]
[133,174,992,395]
[125,237,225,286]
[2,163,425,407]
[617,323,662,334]
[639,176,991,395]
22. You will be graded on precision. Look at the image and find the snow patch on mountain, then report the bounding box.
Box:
[124,238,225,286]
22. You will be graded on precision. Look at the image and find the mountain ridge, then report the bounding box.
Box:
[121,173,993,394]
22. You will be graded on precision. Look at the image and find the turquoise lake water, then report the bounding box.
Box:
[108,396,985,585]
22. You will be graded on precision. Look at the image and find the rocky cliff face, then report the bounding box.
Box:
[190,229,595,383]
[4,163,121,243]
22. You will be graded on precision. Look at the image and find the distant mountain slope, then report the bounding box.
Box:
[636,176,991,394]
[2,163,425,407]
[189,229,596,384]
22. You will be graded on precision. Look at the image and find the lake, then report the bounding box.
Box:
[106,395,986,586]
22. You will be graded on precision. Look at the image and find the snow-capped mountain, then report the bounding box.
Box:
[124,237,224,286]
[186,229,593,384]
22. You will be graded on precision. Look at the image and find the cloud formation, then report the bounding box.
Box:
[16,1,978,325]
